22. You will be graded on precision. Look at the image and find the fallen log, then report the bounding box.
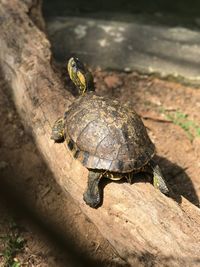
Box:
[0,1,200,266]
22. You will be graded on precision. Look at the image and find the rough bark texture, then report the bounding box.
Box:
[0,1,200,266]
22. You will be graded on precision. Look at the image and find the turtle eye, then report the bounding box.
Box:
[68,57,78,70]
[71,62,76,68]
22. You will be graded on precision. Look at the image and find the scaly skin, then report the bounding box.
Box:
[150,160,169,195]
[51,117,65,142]
[83,171,102,208]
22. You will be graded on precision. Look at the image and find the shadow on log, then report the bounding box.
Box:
[0,1,200,266]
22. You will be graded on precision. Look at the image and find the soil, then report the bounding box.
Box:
[0,64,200,266]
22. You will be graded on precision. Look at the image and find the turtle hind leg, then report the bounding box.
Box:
[83,171,102,208]
[150,160,169,195]
[51,117,65,143]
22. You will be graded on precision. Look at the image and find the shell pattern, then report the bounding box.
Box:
[64,93,155,173]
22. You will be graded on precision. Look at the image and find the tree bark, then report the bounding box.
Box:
[0,1,200,266]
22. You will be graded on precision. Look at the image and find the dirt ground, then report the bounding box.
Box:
[0,63,200,267]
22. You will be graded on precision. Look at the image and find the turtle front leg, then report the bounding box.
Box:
[83,171,102,208]
[150,160,169,195]
[51,117,65,142]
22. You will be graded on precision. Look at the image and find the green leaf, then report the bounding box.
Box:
[12,261,21,267]
[196,127,200,137]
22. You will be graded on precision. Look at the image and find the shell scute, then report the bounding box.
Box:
[64,94,155,172]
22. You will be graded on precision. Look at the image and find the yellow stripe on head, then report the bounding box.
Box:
[77,70,86,94]
[67,57,74,81]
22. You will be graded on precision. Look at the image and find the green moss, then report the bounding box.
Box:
[0,221,25,267]
[160,108,200,141]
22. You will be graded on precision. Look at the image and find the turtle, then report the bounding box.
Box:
[51,57,169,208]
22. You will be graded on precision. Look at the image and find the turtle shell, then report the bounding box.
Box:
[64,93,155,173]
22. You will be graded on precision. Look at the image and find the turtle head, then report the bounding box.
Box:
[67,57,95,95]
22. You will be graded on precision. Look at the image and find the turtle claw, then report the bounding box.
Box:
[125,173,133,184]
[151,161,169,195]
[83,192,100,208]
[84,171,102,208]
